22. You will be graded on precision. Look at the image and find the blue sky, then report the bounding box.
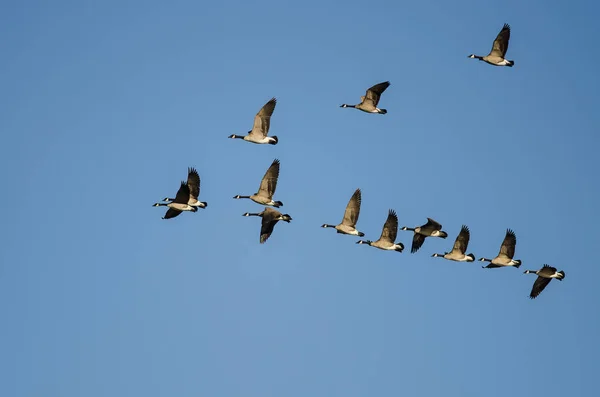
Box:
[1,0,599,396]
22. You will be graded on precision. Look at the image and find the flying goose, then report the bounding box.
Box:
[401,218,448,254]
[468,23,514,67]
[321,188,365,236]
[340,81,390,114]
[431,225,475,262]
[524,265,565,299]
[162,167,207,209]
[356,209,404,252]
[233,159,283,207]
[243,207,292,243]
[479,229,522,268]
[229,97,278,144]
[153,181,198,219]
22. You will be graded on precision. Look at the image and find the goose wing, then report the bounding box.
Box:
[257,159,280,199]
[451,225,470,254]
[498,229,517,259]
[379,209,398,243]
[530,276,552,299]
[187,167,201,200]
[538,264,558,277]
[490,24,511,58]
[341,188,362,227]
[173,181,191,204]
[163,208,182,219]
[363,81,390,107]
[411,233,426,253]
[260,208,280,243]
[424,217,442,231]
[250,97,277,138]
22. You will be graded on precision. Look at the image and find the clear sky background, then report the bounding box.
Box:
[1,0,599,396]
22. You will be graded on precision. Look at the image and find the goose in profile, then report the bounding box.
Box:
[356,209,404,252]
[229,97,278,144]
[340,81,390,114]
[479,229,522,268]
[401,218,448,253]
[153,181,198,219]
[524,265,565,299]
[243,207,292,243]
[162,167,207,209]
[431,225,475,262]
[321,188,365,236]
[233,159,283,207]
[468,23,514,67]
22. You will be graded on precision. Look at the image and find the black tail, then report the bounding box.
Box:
[274,201,283,207]
[558,270,565,280]
[379,109,387,114]
[269,136,279,145]
[507,60,514,67]
[358,232,365,237]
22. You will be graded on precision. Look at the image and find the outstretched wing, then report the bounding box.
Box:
[499,229,517,259]
[411,233,426,253]
[342,188,362,227]
[530,276,552,299]
[250,97,277,137]
[425,217,442,231]
[173,181,191,204]
[363,81,390,107]
[490,23,511,58]
[163,208,182,219]
[187,167,201,200]
[260,208,280,243]
[257,159,280,199]
[451,225,470,254]
[380,209,398,243]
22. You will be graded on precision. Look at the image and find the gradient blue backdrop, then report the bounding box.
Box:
[1,0,599,396]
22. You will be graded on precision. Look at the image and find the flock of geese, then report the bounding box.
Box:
[152,24,565,300]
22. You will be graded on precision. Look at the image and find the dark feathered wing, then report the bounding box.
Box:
[187,167,200,199]
[364,81,390,107]
[251,97,277,137]
[490,24,511,57]
[342,188,362,227]
[380,209,398,243]
[530,276,552,299]
[452,225,470,254]
[499,229,517,259]
[257,159,280,199]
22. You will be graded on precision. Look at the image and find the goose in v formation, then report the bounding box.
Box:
[479,229,522,268]
[153,181,198,219]
[356,209,404,252]
[468,23,514,67]
[401,218,448,254]
[431,225,475,262]
[340,81,390,114]
[162,167,207,209]
[321,188,365,236]
[229,97,279,144]
[243,207,292,244]
[233,159,283,207]
[524,265,565,299]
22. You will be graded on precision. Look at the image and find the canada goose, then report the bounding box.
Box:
[479,229,522,268]
[243,207,292,243]
[524,265,565,299]
[321,188,365,236]
[228,97,278,144]
[431,225,475,262]
[340,81,390,114]
[162,167,207,209]
[356,209,404,252]
[468,23,514,67]
[153,181,198,219]
[233,159,283,207]
[401,218,448,253]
